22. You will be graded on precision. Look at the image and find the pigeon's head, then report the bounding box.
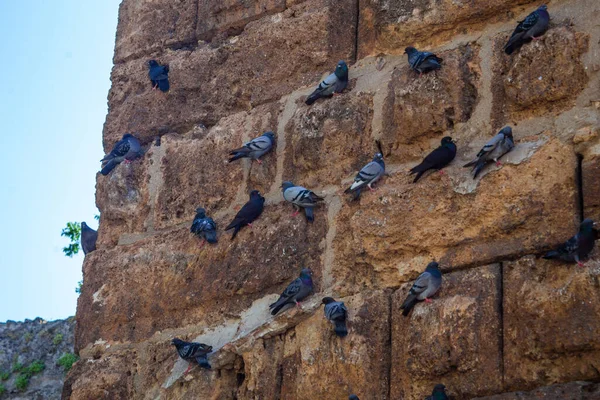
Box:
[171,338,185,347]
[195,207,206,217]
[441,136,455,146]
[249,190,263,201]
[322,297,336,305]
[263,131,276,142]
[373,153,384,162]
[425,261,440,271]
[404,46,417,55]
[580,218,595,233]
[335,60,349,78]
[122,133,134,139]
[81,222,88,229]
[148,60,159,68]
[500,126,513,139]
[281,181,295,191]
[349,396,360,400]
[432,384,446,393]
[300,268,313,279]
[538,4,548,11]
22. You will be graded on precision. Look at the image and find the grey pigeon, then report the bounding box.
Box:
[400,262,443,317]
[305,61,349,105]
[225,190,265,239]
[543,219,596,267]
[148,60,170,92]
[410,137,457,183]
[228,132,275,164]
[171,338,212,374]
[80,222,97,255]
[463,126,514,178]
[190,207,217,247]
[322,297,348,337]
[504,5,550,55]
[426,384,448,400]
[269,268,313,315]
[281,181,325,223]
[405,47,443,76]
[100,133,142,175]
[344,153,385,200]
[349,396,360,400]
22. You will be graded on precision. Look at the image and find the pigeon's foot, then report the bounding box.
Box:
[495,161,503,167]
[295,300,303,310]
[199,240,206,249]
[291,210,300,218]
[368,184,377,192]
[124,159,132,165]
[255,159,263,165]
[247,223,253,229]
[183,363,193,375]
[532,36,540,41]
[439,170,446,175]
[577,261,585,268]
[419,72,423,78]
[333,92,341,97]
[425,298,433,304]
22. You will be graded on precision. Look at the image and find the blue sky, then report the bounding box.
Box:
[0,1,121,321]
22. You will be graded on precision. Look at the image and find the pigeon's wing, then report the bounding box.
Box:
[560,234,579,256]
[516,10,540,33]
[124,137,142,160]
[101,139,130,161]
[284,186,323,207]
[226,199,264,229]
[245,135,273,152]
[333,77,348,93]
[281,277,302,299]
[409,271,432,297]
[325,302,347,321]
[348,161,383,191]
[476,134,503,159]
[313,73,338,96]
[191,218,213,234]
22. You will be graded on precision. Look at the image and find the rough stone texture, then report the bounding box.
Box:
[503,254,600,391]
[391,265,501,400]
[0,318,75,399]
[68,0,600,398]
[473,381,600,400]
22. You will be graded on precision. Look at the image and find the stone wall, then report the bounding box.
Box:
[64,0,600,398]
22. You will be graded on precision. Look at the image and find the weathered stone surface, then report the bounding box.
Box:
[0,318,75,400]
[280,290,390,400]
[391,265,501,400]
[582,146,600,223]
[358,0,537,58]
[284,93,375,188]
[104,0,356,148]
[114,0,199,63]
[491,26,589,126]
[503,254,600,390]
[381,44,479,162]
[76,203,327,348]
[473,381,600,400]
[332,138,577,293]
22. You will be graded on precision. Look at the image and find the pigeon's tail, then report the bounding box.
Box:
[504,34,526,55]
[304,207,314,223]
[269,300,287,316]
[305,92,320,106]
[472,159,487,178]
[230,225,241,240]
[101,159,119,175]
[157,79,170,92]
[204,230,218,244]
[228,148,250,163]
[351,189,362,201]
[400,294,418,317]
[196,355,211,369]
[412,170,425,183]
[542,250,560,260]
[333,320,348,338]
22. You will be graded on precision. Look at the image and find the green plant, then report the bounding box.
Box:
[0,371,9,381]
[75,280,83,294]
[12,362,24,373]
[0,383,5,395]
[15,374,29,391]
[61,222,81,257]
[53,333,64,345]
[57,353,78,372]
[26,361,45,375]
[23,332,33,343]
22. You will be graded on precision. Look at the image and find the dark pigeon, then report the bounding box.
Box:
[322,297,348,337]
[344,153,385,201]
[225,190,265,239]
[148,60,170,92]
[269,268,313,315]
[405,47,443,76]
[463,126,514,178]
[80,222,98,255]
[410,137,457,183]
[305,60,349,105]
[400,262,443,317]
[100,133,142,175]
[504,5,550,55]
[426,384,449,400]
[190,207,217,247]
[228,132,275,164]
[349,396,360,400]
[282,181,325,223]
[543,219,596,267]
[171,338,212,373]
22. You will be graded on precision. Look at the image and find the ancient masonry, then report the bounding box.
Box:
[64,0,600,399]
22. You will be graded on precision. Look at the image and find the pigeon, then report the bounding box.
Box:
[148,60,170,92]
[171,338,212,374]
[281,181,325,223]
[322,297,348,337]
[100,133,142,175]
[228,132,275,164]
[344,153,385,200]
[543,219,596,267]
[190,207,217,247]
[504,5,550,55]
[400,262,443,317]
[349,396,360,400]
[305,60,349,105]
[426,384,449,400]
[80,222,98,255]
[225,190,265,239]
[405,47,443,76]
[269,268,313,315]
[410,137,457,183]
[463,126,514,178]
